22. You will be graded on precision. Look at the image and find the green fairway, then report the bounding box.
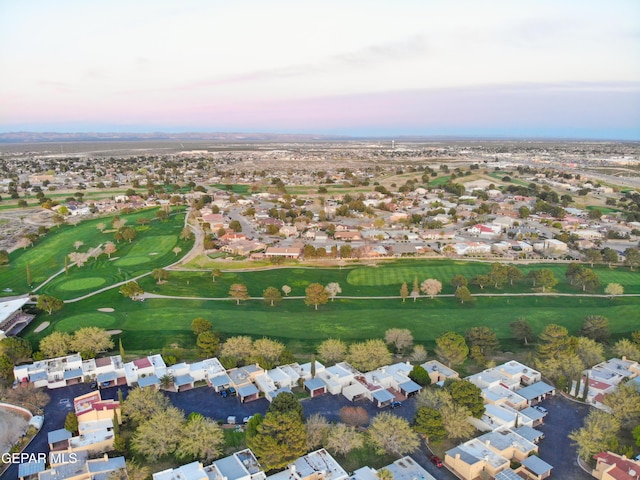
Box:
[0,207,192,299]
[57,277,106,291]
[210,184,253,194]
[21,281,640,359]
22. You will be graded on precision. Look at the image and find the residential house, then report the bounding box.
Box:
[14,354,84,389]
[264,246,302,259]
[36,454,126,480]
[124,354,166,387]
[445,438,511,480]
[267,449,348,480]
[154,449,266,480]
[81,355,126,388]
[228,364,264,403]
[421,360,460,385]
[592,452,640,480]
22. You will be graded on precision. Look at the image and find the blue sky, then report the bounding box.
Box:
[1,0,639,139]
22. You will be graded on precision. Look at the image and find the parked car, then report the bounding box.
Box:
[89,380,98,389]
[429,455,444,468]
[227,387,237,396]
[534,405,548,414]
[220,389,229,398]
[390,401,402,409]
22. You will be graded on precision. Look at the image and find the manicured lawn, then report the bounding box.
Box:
[428,175,451,186]
[0,207,191,298]
[22,285,640,358]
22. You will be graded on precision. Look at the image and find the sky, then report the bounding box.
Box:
[1,0,639,139]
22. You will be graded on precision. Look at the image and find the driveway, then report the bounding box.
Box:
[166,387,269,422]
[536,395,593,480]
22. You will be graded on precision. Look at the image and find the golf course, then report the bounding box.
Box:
[3,204,638,360]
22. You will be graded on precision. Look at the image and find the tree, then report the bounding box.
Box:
[268,391,304,421]
[119,281,143,299]
[246,411,306,471]
[151,268,169,284]
[574,267,600,292]
[368,412,420,456]
[410,344,428,363]
[435,332,469,368]
[569,410,620,461]
[96,222,107,233]
[36,294,63,315]
[253,338,285,366]
[411,276,420,302]
[400,282,409,302]
[179,227,193,241]
[420,279,442,298]
[326,423,363,456]
[339,406,369,426]
[510,318,534,345]
[305,413,330,451]
[263,286,282,307]
[537,324,572,360]
[446,380,485,418]
[578,315,610,342]
[120,226,137,243]
[305,283,329,310]
[0,250,9,266]
[624,247,640,270]
[531,269,558,292]
[413,407,446,442]
[318,338,347,364]
[72,327,114,358]
[604,282,624,298]
[613,338,640,361]
[384,328,414,354]
[603,247,619,267]
[68,251,90,268]
[123,387,171,425]
[346,339,392,371]
[229,283,249,305]
[73,240,84,251]
[450,274,468,290]
[506,265,523,286]
[0,337,32,363]
[585,249,602,267]
[471,274,490,290]
[488,263,508,288]
[172,246,182,256]
[196,331,220,358]
[211,268,222,282]
[281,285,291,296]
[64,412,79,434]
[325,282,342,301]
[39,331,73,358]
[220,336,254,363]
[131,407,185,461]
[103,241,117,258]
[574,336,605,368]
[454,286,474,304]
[191,317,212,335]
[409,365,431,387]
[229,220,242,232]
[176,413,224,463]
[465,327,500,358]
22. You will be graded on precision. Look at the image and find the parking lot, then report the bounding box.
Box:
[536,395,593,480]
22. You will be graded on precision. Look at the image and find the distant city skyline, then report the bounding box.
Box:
[1,0,639,140]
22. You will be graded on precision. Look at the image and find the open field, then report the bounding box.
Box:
[0,207,191,298]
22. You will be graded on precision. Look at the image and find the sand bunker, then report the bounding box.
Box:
[106,329,123,335]
[0,408,29,455]
[33,322,49,333]
[98,308,115,312]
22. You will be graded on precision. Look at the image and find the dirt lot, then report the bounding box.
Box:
[0,407,29,454]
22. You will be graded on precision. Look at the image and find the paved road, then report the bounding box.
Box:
[536,395,592,480]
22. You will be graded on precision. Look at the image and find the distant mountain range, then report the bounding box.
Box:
[0,131,355,143]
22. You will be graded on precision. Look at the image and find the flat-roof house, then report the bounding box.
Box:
[14,353,84,389]
[482,385,528,410]
[304,377,327,397]
[421,360,459,385]
[267,449,348,480]
[521,455,553,480]
[124,354,166,387]
[228,365,264,403]
[445,438,511,480]
[516,382,556,405]
[476,429,538,462]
